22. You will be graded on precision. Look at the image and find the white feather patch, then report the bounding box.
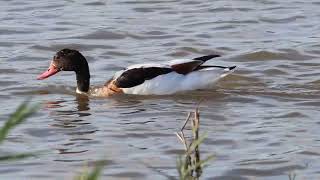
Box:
[122,67,234,95]
[166,59,199,66]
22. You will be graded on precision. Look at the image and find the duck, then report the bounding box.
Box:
[37,48,236,96]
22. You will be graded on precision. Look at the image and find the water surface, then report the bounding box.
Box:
[1,0,320,179]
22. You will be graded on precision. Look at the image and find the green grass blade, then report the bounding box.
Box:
[187,132,207,155]
[86,161,105,180]
[0,100,39,144]
[74,160,107,180]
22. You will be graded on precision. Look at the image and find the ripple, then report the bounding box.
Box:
[144,30,167,35]
[245,130,268,135]
[83,1,106,6]
[2,0,320,179]
[273,112,308,119]
[0,168,23,174]
[295,101,320,107]
[238,159,289,166]
[204,139,237,146]
[217,74,267,90]
[260,15,305,24]
[75,30,126,40]
[121,0,178,4]
[127,33,181,40]
[166,47,222,57]
[133,7,170,12]
[298,150,320,156]
[0,81,16,87]
[294,62,320,67]
[0,42,16,47]
[24,128,55,138]
[31,44,116,51]
[209,7,254,12]
[109,172,145,178]
[104,51,131,57]
[234,50,315,61]
[57,149,88,154]
[0,29,36,35]
[224,165,306,177]
[262,69,289,76]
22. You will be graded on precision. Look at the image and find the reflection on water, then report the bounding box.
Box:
[1,0,320,179]
[75,95,90,113]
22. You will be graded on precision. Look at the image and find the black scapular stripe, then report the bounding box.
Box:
[194,65,236,71]
[193,54,220,62]
[114,67,173,88]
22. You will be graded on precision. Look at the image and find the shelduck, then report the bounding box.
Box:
[37,49,236,96]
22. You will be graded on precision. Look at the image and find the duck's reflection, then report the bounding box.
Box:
[41,95,95,158]
[75,94,90,116]
[43,100,66,109]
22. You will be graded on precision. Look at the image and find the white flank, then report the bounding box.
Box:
[122,67,234,95]
[166,59,202,66]
[126,63,170,69]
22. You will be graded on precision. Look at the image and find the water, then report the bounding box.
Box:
[1,0,320,179]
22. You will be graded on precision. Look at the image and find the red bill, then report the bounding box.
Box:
[37,62,60,80]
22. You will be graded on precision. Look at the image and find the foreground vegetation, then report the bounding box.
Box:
[1,100,213,179]
[2,100,299,179]
[176,108,213,180]
[0,100,39,161]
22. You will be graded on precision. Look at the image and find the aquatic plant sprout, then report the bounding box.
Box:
[0,99,39,161]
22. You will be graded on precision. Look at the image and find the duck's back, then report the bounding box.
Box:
[121,66,235,95]
[106,55,236,95]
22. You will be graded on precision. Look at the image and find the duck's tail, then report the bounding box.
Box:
[195,65,236,78]
[180,65,236,90]
[193,54,221,62]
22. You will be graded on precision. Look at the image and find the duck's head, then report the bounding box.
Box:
[37,49,88,80]
[37,48,90,92]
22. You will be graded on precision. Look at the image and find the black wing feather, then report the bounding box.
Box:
[114,54,221,88]
[194,65,236,71]
[193,54,220,62]
[114,67,173,88]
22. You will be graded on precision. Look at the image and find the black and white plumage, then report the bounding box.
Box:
[37,49,236,96]
[111,55,236,95]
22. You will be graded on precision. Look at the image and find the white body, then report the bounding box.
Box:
[114,59,235,95]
